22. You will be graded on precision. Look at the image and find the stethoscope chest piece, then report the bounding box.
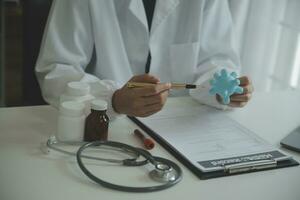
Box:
[149,162,177,182]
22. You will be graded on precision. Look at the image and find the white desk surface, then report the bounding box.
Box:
[1,90,300,200]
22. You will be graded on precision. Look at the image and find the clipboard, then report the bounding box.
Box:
[129,116,299,179]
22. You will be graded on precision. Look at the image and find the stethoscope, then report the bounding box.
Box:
[42,136,182,192]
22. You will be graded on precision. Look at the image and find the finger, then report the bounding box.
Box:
[130,74,160,84]
[142,96,161,106]
[242,84,254,94]
[143,102,164,114]
[228,101,247,108]
[134,83,171,97]
[144,91,168,108]
[131,90,168,112]
[139,107,162,117]
[238,76,250,86]
[142,92,167,106]
[230,93,252,102]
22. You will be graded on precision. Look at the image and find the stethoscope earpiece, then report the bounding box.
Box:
[48,135,58,145]
[40,142,50,154]
[40,135,59,155]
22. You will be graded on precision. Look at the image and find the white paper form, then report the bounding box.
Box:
[138,105,288,172]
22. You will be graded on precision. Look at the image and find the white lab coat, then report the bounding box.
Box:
[36,0,240,119]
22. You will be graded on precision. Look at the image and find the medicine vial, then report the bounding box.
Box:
[56,101,86,141]
[84,99,109,141]
[60,82,95,114]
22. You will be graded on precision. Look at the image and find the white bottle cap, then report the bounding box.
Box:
[91,99,108,111]
[59,101,85,117]
[66,82,90,96]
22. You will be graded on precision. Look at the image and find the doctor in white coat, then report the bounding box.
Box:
[36,0,253,119]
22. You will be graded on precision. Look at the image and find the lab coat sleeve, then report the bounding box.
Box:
[189,0,240,110]
[35,0,120,119]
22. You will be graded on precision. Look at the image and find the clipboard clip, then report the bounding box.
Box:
[224,159,277,174]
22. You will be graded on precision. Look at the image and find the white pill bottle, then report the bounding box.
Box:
[56,101,86,142]
[60,82,95,114]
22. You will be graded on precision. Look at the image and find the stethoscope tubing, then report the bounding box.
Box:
[46,138,148,165]
[76,141,183,192]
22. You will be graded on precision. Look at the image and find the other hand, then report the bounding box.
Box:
[217,76,254,107]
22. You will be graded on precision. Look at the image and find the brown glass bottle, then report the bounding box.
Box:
[84,100,109,141]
